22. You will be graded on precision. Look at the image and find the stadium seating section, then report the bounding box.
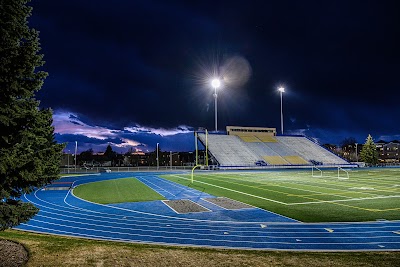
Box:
[197,133,350,168]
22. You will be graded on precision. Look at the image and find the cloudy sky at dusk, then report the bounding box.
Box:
[29,0,400,153]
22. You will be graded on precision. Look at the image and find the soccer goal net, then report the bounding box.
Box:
[312,166,349,179]
[337,167,350,179]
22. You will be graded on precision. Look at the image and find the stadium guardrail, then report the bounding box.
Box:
[60,162,361,174]
[218,163,358,170]
[60,165,195,174]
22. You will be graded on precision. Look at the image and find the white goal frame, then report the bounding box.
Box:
[312,166,349,179]
[337,167,350,179]
[311,166,323,177]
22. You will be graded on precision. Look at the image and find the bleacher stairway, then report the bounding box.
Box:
[197,133,351,168]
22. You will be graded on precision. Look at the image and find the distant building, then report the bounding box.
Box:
[376,140,400,163]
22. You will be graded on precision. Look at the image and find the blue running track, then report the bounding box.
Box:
[16,172,400,251]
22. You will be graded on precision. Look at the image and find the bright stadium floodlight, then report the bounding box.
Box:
[278,87,285,135]
[211,78,221,89]
[211,78,221,132]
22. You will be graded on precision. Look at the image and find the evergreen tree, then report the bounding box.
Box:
[359,134,379,166]
[0,0,64,230]
[80,148,94,162]
[104,144,116,161]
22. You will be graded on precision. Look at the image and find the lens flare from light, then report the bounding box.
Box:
[211,78,221,89]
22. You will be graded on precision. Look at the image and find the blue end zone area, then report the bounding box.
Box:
[130,174,295,222]
[16,172,400,251]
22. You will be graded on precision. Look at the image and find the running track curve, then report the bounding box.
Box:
[16,172,400,251]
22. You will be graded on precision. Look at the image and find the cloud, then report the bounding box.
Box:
[124,125,192,136]
[53,111,119,140]
[53,110,194,153]
[54,108,400,154]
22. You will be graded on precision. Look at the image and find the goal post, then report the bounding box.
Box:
[311,166,350,179]
[311,166,322,177]
[191,165,202,183]
[337,167,349,179]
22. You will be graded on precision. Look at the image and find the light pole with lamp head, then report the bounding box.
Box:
[67,150,70,174]
[156,143,159,170]
[170,151,180,170]
[211,78,221,132]
[278,87,285,135]
[355,143,358,162]
[74,141,77,171]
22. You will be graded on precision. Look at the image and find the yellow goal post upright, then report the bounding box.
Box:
[191,165,202,183]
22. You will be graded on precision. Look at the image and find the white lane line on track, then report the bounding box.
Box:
[34,210,400,234]
[32,210,338,234]
[26,178,400,227]
[140,175,210,198]
[30,213,400,239]
[25,197,400,245]
[30,215,280,239]
[17,226,400,252]
[26,191,296,229]
[29,206,400,234]
[75,174,296,223]
[137,177,175,198]
[25,182,400,228]
[21,191,400,250]
[21,219,400,247]
[64,181,296,224]
[18,172,400,251]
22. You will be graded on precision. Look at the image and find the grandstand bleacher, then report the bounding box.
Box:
[197,127,352,169]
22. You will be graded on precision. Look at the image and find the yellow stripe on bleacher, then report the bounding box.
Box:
[238,135,260,142]
[263,156,289,165]
[259,135,277,142]
[283,155,309,165]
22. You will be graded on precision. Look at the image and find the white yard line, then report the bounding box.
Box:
[287,195,400,205]
[179,172,400,207]
[170,174,288,205]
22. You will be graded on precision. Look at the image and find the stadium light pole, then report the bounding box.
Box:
[355,143,358,162]
[74,141,77,171]
[278,87,285,135]
[169,151,179,170]
[170,151,173,170]
[211,78,221,132]
[156,143,159,170]
[67,149,70,174]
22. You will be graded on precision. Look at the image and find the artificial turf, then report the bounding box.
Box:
[73,177,165,204]
[160,168,400,222]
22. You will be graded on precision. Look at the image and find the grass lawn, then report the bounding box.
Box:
[73,177,165,204]
[161,168,400,222]
[1,230,399,267]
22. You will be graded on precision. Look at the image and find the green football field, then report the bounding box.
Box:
[161,168,400,222]
[73,177,165,204]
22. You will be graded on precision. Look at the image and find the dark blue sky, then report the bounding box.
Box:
[29,0,400,153]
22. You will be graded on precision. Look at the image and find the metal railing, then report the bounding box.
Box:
[60,165,195,174]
